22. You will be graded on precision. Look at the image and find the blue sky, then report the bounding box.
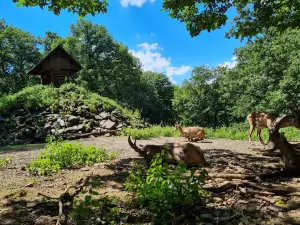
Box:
[0,0,244,84]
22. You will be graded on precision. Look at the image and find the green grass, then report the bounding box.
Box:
[28,137,118,175]
[122,125,181,140]
[122,123,300,142]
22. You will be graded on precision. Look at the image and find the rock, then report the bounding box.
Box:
[200,214,212,219]
[65,126,82,133]
[99,112,109,119]
[94,115,102,120]
[213,197,222,203]
[68,116,80,125]
[25,183,34,187]
[101,119,116,130]
[57,118,65,127]
[44,124,52,130]
[58,129,66,134]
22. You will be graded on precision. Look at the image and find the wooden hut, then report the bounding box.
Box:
[26,45,83,87]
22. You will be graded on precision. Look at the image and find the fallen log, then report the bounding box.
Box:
[62,130,118,140]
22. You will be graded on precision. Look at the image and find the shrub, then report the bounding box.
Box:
[28,136,118,175]
[125,151,208,223]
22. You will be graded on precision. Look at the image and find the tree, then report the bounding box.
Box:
[173,66,232,128]
[63,20,143,110]
[39,31,62,54]
[219,28,300,117]
[12,0,108,17]
[0,19,41,95]
[162,0,300,40]
[138,71,175,124]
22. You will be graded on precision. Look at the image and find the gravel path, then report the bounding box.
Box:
[0,137,299,225]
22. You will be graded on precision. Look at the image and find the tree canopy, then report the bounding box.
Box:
[162,0,300,40]
[12,0,300,40]
[12,0,108,17]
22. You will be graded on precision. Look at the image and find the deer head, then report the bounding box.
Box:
[267,115,289,150]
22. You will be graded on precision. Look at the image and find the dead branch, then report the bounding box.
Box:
[63,130,118,140]
[204,180,300,196]
[38,175,92,225]
[208,173,256,180]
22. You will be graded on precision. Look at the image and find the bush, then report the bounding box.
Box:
[125,151,208,223]
[28,136,118,175]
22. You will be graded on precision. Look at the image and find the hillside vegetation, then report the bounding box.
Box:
[0,84,144,146]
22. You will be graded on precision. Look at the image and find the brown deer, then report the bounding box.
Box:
[174,123,206,142]
[247,110,300,145]
[265,115,300,176]
[128,135,207,166]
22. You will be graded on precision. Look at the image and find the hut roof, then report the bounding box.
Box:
[26,45,83,76]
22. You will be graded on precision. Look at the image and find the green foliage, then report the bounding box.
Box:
[162,0,300,40]
[28,136,118,175]
[139,71,175,124]
[12,0,108,17]
[173,66,235,128]
[0,156,12,168]
[123,125,181,140]
[0,83,141,123]
[122,124,300,142]
[0,19,41,96]
[125,151,208,223]
[71,190,121,225]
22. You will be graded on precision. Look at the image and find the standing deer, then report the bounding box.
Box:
[174,123,206,142]
[247,110,300,145]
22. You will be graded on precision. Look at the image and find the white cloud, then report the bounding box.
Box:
[120,0,156,7]
[136,33,140,39]
[219,55,237,69]
[130,43,191,83]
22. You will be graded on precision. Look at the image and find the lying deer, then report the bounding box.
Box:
[247,110,300,145]
[174,123,205,142]
[128,135,207,166]
[266,115,300,175]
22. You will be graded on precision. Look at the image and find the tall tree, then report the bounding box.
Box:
[139,71,175,124]
[63,20,143,109]
[173,66,231,128]
[0,19,41,95]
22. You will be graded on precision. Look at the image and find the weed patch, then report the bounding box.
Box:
[125,151,208,223]
[28,136,118,175]
[0,156,12,168]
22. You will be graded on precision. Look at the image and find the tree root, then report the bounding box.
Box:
[38,175,92,225]
[205,179,300,196]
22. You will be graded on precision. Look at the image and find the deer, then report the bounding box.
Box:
[265,114,300,177]
[174,123,206,142]
[247,110,300,145]
[128,135,208,166]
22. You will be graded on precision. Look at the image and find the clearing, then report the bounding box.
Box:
[0,137,299,225]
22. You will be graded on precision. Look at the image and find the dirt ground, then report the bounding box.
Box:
[0,136,300,225]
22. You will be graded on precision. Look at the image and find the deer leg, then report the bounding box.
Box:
[257,127,265,145]
[248,125,255,145]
